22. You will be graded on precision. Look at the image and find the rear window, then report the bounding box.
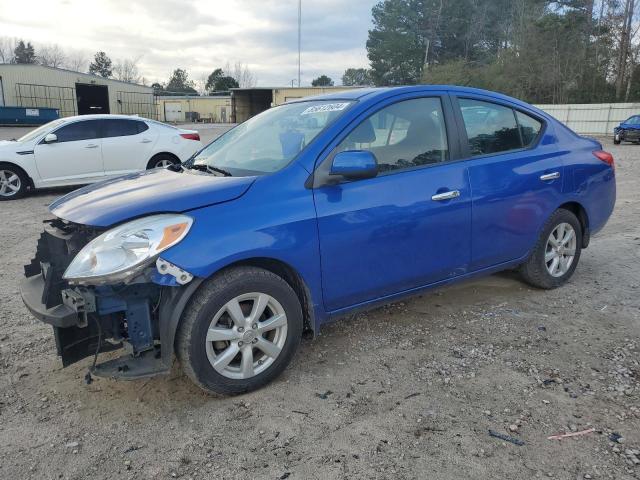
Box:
[459,99,542,156]
[102,119,148,137]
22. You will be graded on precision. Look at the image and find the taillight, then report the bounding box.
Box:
[593,150,614,169]
[180,133,200,141]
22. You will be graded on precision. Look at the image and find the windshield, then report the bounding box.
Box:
[191,100,353,175]
[17,119,67,143]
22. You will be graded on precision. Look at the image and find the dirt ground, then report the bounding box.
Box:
[0,129,638,480]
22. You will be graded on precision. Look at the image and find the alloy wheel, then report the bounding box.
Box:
[0,169,21,198]
[155,159,174,168]
[545,222,577,277]
[205,292,288,379]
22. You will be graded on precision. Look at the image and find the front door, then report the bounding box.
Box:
[313,96,472,312]
[453,96,564,270]
[34,119,104,184]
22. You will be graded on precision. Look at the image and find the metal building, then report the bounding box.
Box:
[230,86,363,122]
[155,95,232,123]
[0,64,155,119]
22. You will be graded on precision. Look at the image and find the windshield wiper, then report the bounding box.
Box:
[189,163,233,177]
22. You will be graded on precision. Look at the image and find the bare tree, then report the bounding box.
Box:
[615,0,636,99]
[113,56,142,84]
[38,44,67,68]
[224,61,257,88]
[65,49,89,72]
[196,72,209,95]
[0,37,17,63]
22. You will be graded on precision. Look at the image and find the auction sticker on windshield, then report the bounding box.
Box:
[301,102,350,115]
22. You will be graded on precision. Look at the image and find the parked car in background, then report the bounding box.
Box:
[21,86,615,395]
[0,114,202,200]
[613,115,640,144]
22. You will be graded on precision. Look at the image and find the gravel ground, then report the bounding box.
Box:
[0,130,638,480]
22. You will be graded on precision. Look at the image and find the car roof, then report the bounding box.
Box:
[58,114,150,122]
[297,85,540,113]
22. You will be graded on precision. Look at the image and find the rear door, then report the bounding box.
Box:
[313,94,472,312]
[33,119,103,184]
[100,119,157,175]
[451,95,564,270]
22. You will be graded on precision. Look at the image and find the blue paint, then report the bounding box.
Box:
[49,86,616,332]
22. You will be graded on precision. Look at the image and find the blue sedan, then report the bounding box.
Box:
[21,86,616,395]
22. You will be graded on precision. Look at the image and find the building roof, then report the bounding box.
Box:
[0,63,152,89]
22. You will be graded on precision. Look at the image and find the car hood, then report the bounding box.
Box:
[50,168,256,227]
[0,140,24,151]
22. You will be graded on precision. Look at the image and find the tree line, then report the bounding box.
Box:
[360,0,640,104]
[0,37,257,96]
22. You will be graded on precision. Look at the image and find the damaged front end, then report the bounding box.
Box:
[21,217,201,379]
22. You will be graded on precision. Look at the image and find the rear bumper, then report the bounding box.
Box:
[20,274,79,328]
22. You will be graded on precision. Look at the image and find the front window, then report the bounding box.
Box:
[191,100,353,176]
[18,119,66,142]
[335,97,449,173]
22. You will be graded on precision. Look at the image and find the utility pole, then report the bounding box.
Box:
[297,0,301,87]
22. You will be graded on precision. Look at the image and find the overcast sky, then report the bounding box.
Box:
[0,0,377,87]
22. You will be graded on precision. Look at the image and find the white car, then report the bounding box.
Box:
[0,114,203,200]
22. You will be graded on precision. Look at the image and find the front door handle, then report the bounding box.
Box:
[431,190,460,201]
[85,144,99,149]
[540,172,560,181]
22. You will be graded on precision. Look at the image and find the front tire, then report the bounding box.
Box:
[614,133,621,145]
[520,209,582,289]
[176,266,303,395]
[0,165,28,200]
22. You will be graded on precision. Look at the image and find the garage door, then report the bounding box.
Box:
[164,102,183,122]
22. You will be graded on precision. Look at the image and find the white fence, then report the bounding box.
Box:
[534,102,640,136]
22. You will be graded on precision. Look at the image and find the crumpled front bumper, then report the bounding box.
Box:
[21,219,203,378]
[20,274,79,328]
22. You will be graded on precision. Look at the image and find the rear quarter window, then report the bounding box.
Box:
[515,111,542,146]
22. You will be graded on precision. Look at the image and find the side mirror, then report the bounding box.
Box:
[43,133,58,144]
[330,150,378,180]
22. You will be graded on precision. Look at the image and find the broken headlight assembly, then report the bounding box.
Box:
[63,214,193,284]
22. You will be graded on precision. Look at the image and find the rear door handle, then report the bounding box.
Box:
[540,172,560,181]
[85,144,98,149]
[431,190,460,201]
[141,139,152,144]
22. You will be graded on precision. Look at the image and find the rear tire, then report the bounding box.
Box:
[176,266,303,395]
[0,164,28,200]
[520,209,582,289]
[147,154,180,169]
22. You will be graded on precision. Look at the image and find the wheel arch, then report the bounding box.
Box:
[217,257,316,335]
[558,201,590,248]
[159,256,316,368]
[0,161,34,189]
